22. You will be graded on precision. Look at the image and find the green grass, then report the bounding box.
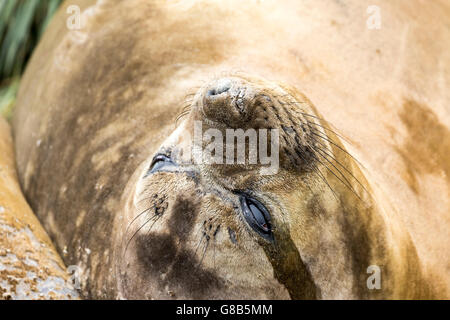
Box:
[0,0,62,119]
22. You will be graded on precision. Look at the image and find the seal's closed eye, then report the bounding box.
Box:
[149,154,175,173]
[239,193,274,242]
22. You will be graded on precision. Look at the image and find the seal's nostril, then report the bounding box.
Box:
[207,79,232,96]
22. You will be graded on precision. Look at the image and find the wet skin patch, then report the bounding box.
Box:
[306,193,380,299]
[260,229,318,299]
[395,99,450,193]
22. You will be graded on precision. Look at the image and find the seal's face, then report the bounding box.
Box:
[117,76,372,299]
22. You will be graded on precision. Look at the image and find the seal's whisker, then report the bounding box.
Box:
[280,100,349,146]
[176,110,190,121]
[274,94,291,100]
[293,108,345,138]
[136,194,150,204]
[144,215,164,236]
[307,122,351,145]
[312,143,370,196]
[175,110,191,127]
[178,107,191,116]
[290,129,341,202]
[213,236,216,271]
[194,233,207,256]
[181,102,193,109]
[123,214,160,259]
[174,94,196,127]
[282,101,327,122]
[292,108,368,197]
[124,207,152,237]
[293,143,339,202]
[278,113,338,201]
[175,114,189,123]
[310,160,339,202]
[308,130,365,168]
[180,100,194,108]
[198,236,210,266]
[211,225,221,270]
[179,106,192,115]
[186,95,197,103]
[181,89,202,101]
[180,104,193,112]
[136,194,154,205]
[175,115,186,126]
[302,130,356,194]
[312,147,363,201]
[299,111,325,121]
[123,217,151,258]
[294,108,345,137]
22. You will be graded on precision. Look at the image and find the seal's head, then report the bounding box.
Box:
[116,75,393,299]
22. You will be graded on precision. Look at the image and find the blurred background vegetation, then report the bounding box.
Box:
[0,0,62,120]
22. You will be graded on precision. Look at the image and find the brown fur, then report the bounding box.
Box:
[0,117,77,299]
[12,0,449,299]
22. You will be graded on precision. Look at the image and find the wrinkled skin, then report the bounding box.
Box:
[13,0,450,299]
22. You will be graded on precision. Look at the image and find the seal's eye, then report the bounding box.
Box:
[239,194,273,241]
[149,154,174,173]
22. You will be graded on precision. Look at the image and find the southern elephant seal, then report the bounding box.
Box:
[12,0,450,299]
[0,117,77,300]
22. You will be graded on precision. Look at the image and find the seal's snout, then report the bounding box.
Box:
[202,77,256,127]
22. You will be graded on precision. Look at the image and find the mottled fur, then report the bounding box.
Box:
[13,0,450,299]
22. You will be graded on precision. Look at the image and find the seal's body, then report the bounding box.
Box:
[13,0,450,299]
[0,117,77,300]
